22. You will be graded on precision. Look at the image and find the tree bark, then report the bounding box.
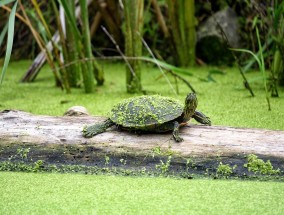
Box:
[1,110,283,176]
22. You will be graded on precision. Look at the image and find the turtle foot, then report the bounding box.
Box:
[82,125,97,138]
[174,136,184,142]
[82,119,114,138]
[82,125,104,138]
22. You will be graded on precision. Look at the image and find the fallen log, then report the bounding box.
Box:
[0,110,283,177]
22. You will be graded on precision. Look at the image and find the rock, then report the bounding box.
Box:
[63,106,89,116]
[196,7,240,65]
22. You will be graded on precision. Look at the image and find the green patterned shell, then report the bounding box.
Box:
[110,95,183,128]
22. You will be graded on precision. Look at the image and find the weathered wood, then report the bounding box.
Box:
[1,110,283,175]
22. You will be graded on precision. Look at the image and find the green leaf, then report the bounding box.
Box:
[0,0,15,7]
[139,56,193,76]
[273,1,284,30]
[0,1,18,84]
[57,0,81,40]
[0,23,8,47]
[252,16,259,29]
[207,69,225,82]
[242,38,272,73]
[229,48,262,70]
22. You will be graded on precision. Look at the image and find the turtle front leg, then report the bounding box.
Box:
[83,118,114,138]
[193,110,211,126]
[173,121,183,142]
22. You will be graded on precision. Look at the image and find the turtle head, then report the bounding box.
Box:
[183,93,198,119]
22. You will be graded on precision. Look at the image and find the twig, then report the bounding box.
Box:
[151,0,169,38]
[101,26,136,78]
[206,0,254,97]
[1,5,28,25]
[137,32,178,96]
[156,70,196,93]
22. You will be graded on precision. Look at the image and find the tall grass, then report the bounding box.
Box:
[272,1,284,87]
[230,26,271,111]
[0,0,18,84]
[240,1,284,94]
[1,0,104,93]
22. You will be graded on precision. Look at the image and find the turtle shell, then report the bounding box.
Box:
[110,95,183,129]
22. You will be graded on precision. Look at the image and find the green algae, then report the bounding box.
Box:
[1,62,284,215]
[1,171,284,215]
[0,61,283,130]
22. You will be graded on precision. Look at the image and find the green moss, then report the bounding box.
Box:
[155,156,172,174]
[244,154,280,175]
[216,162,236,177]
[110,95,183,128]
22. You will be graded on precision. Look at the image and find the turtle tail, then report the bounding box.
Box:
[83,118,114,138]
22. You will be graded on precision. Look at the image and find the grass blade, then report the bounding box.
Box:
[58,0,81,40]
[230,26,271,111]
[255,27,271,110]
[229,48,262,69]
[138,56,193,76]
[0,23,8,47]
[0,0,15,7]
[0,1,18,84]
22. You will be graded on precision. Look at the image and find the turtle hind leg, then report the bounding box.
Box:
[173,121,183,142]
[83,118,114,138]
[193,110,211,126]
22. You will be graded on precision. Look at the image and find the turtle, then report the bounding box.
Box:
[82,93,211,142]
